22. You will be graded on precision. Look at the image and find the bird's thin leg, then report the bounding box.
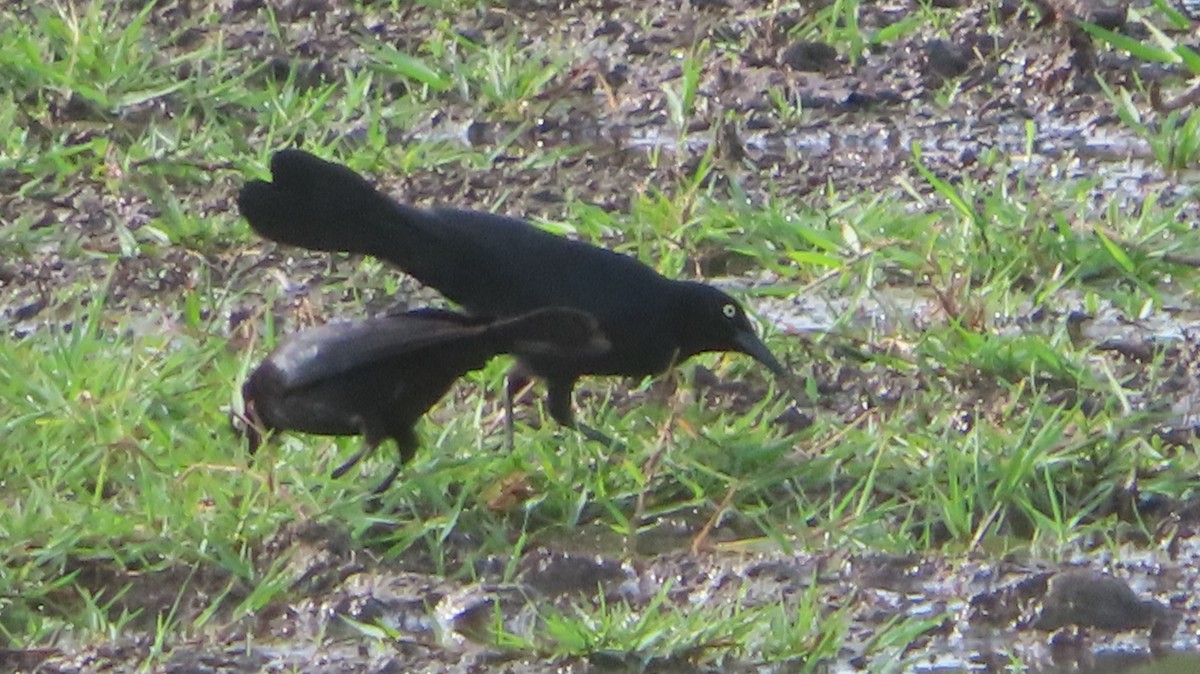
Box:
[331,441,375,479]
[369,463,402,495]
[503,375,515,452]
[546,377,578,428]
[370,428,419,495]
[503,365,536,451]
[333,420,381,480]
[576,421,620,448]
[547,377,622,449]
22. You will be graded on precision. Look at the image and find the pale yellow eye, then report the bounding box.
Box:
[722,303,737,319]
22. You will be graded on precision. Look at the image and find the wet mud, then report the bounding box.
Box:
[12,520,1200,672]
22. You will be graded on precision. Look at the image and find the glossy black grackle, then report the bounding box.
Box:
[242,306,608,493]
[238,150,786,434]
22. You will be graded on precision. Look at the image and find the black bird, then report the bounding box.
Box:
[242,306,608,493]
[238,150,787,434]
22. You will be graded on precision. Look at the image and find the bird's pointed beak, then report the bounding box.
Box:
[734,330,787,377]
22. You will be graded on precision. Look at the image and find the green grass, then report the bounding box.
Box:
[3,0,1200,669]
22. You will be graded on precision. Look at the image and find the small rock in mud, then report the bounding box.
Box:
[1088,4,1128,30]
[165,645,270,673]
[924,39,970,80]
[516,550,632,598]
[328,572,445,640]
[261,54,334,90]
[604,63,630,90]
[11,298,46,321]
[0,648,60,672]
[1028,570,1180,639]
[435,584,534,647]
[258,521,362,594]
[626,36,651,57]
[781,41,838,73]
[455,27,485,44]
[277,0,329,22]
[594,20,624,38]
[853,554,936,593]
[774,406,813,435]
[969,570,1054,626]
[478,10,505,32]
[844,87,904,109]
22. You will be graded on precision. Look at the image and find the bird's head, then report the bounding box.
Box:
[673,282,787,376]
[232,375,268,454]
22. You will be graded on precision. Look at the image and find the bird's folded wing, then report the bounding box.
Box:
[271,317,483,390]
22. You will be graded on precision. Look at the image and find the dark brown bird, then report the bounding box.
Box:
[243,307,608,493]
[238,150,786,438]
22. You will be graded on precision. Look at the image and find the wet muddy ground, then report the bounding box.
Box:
[6,0,1200,671]
[12,526,1200,673]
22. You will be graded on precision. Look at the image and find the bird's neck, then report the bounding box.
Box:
[666,282,712,360]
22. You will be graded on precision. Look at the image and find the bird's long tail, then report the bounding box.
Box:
[237,149,422,259]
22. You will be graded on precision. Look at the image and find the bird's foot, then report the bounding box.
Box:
[369,464,401,495]
[576,422,625,452]
[331,446,371,480]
